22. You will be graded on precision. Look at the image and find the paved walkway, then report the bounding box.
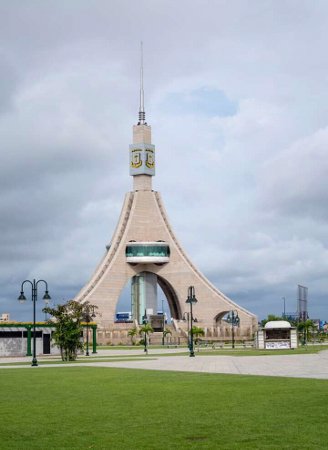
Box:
[1,348,328,379]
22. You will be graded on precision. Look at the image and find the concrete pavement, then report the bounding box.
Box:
[84,349,328,379]
[1,348,328,379]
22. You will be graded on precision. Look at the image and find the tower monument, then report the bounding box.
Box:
[74,53,257,339]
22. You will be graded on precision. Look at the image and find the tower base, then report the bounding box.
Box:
[74,189,257,338]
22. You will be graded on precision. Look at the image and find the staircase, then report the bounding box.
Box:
[149,324,187,346]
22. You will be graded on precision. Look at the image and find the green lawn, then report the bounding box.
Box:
[0,368,327,449]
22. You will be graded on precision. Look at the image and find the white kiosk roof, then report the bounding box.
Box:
[264,320,291,329]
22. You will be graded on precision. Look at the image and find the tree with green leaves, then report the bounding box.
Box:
[162,328,172,345]
[261,314,299,327]
[297,319,316,345]
[128,326,138,345]
[139,323,154,338]
[43,300,97,361]
[260,314,284,327]
[139,323,153,353]
[192,325,205,344]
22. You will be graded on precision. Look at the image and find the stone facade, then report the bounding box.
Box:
[74,119,258,339]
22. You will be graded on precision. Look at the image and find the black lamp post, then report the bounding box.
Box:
[84,304,96,356]
[186,286,197,357]
[161,298,165,346]
[226,310,240,349]
[142,309,148,354]
[44,297,51,321]
[183,311,190,350]
[18,279,51,367]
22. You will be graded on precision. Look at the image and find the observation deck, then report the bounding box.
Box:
[126,241,170,264]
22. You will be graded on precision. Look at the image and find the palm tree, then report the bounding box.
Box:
[192,326,205,344]
[162,328,172,345]
[127,326,138,345]
[298,320,316,345]
[139,323,154,353]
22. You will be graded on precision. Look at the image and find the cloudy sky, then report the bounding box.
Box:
[1,0,327,322]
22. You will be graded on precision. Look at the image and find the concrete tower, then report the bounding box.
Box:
[74,49,257,339]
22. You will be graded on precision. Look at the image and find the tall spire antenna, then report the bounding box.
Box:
[138,41,146,125]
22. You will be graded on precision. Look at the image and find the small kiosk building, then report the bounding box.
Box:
[255,320,298,349]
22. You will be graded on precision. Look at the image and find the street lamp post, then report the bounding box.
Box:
[282,297,286,318]
[183,312,190,350]
[18,279,51,367]
[186,286,198,357]
[226,310,240,349]
[161,298,165,346]
[84,304,96,356]
[44,297,51,321]
[142,309,148,354]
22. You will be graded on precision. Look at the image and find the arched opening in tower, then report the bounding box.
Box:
[213,311,241,340]
[114,272,181,325]
[157,275,182,320]
[214,311,230,325]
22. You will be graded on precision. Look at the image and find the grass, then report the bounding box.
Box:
[0,367,327,449]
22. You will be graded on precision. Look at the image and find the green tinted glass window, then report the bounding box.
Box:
[126,245,170,257]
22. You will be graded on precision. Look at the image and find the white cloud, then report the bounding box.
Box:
[1,0,328,321]
[259,127,328,220]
